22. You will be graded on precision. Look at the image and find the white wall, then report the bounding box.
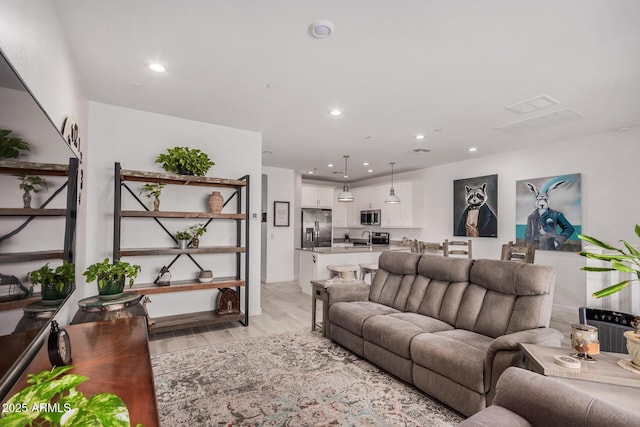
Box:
[0,0,88,327]
[350,129,638,310]
[262,166,296,283]
[86,102,262,317]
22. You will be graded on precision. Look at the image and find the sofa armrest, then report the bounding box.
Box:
[325,283,370,305]
[484,327,563,391]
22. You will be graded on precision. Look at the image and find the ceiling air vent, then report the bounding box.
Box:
[495,108,586,136]
[412,148,431,153]
[506,95,559,114]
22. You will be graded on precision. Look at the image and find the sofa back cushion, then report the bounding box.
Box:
[458,259,556,337]
[407,255,474,325]
[369,251,421,310]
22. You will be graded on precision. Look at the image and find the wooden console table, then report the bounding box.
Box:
[2,317,159,426]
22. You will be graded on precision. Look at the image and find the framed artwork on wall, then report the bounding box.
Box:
[274,201,290,227]
[453,174,498,237]
[515,173,582,252]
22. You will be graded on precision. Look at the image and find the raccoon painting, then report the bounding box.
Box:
[455,183,497,237]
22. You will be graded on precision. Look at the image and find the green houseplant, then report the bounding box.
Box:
[27,260,75,304]
[0,129,30,159]
[17,174,47,208]
[0,365,142,427]
[155,146,214,176]
[578,225,640,365]
[139,182,165,211]
[175,229,192,249]
[188,223,207,248]
[83,258,141,300]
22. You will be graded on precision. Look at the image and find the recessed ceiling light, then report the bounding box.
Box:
[363,162,369,166]
[149,63,165,72]
[415,134,425,140]
[327,164,334,168]
[309,20,335,38]
[330,109,342,116]
[308,171,314,174]
[367,169,373,173]
[468,147,478,152]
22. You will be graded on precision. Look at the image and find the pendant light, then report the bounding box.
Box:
[337,155,354,202]
[385,162,400,204]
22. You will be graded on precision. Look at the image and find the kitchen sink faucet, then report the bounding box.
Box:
[362,229,373,246]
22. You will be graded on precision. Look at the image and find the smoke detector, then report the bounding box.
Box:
[309,20,335,38]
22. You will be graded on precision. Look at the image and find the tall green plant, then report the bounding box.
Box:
[0,365,142,426]
[578,224,640,298]
[0,129,30,159]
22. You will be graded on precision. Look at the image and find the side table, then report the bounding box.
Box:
[521,343,640,414]
[311,278,365,336]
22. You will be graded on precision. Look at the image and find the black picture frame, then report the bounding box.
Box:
[274,201,290,227]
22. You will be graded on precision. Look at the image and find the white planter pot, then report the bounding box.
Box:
[624,330,640,367]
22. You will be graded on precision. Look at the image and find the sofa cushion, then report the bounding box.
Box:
[469,259,556,334]
[328,301,399,337]
[457,405,532,427]
[411,329,493,393]
[368,252,421,310]
[363,312,453,358]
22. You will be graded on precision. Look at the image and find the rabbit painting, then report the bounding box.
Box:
[524,176,577,250]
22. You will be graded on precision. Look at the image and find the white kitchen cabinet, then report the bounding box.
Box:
[381,181,413,227]
[302,184,335,208]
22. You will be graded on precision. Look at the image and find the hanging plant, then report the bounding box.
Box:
[155,146,214,176]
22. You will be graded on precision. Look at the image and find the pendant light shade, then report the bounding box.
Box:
[337,155,354,202]
[385,162,400,204]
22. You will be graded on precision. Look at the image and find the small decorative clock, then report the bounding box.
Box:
[48,320,72,366]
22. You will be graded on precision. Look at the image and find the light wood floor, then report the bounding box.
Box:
[148,280,577,355]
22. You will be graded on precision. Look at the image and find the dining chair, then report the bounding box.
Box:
[500,241,535,263]
[443,239,472,258]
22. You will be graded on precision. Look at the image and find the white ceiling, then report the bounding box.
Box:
[54,0,640,183]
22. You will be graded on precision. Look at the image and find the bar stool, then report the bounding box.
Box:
[359,263,378,283]
[327,264,360,281]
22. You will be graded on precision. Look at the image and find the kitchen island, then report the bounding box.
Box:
[297,244,409,294]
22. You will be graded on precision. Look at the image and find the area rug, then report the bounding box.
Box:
[151,329,464,426]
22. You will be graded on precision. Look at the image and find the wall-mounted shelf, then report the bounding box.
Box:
[113,163,250,331]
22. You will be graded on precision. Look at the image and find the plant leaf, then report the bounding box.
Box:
[636,224,640,238]
[577,234,619,251]
[579,252,636,261]
[61,393,131,427]
[593,280,631,298]
[580,266,616,272]
[623,240,640,257]
[611,260,637,273]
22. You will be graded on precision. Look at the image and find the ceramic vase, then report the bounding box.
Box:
[624,330,640,367]
[153,197,160,211]
[208,191,224,214]
[41,281,72,305]
[23,192,31,208]
[192,236,200,248]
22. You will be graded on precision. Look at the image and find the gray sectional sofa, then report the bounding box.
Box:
[460,366,640,426]
[324,251,564,417]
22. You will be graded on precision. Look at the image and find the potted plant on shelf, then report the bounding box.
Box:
[0,129,30,159]
[83,258,141,300]
[27,260,75,304]
[175,229,192,249]
[139,182,165,211]
[16,174,47,208]
[155,146,215,176]
[578,224,640,365]
[188,223,207,248]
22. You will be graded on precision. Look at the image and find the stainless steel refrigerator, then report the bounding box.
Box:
[301,208,332,248]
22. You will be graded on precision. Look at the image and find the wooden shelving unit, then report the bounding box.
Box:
[113,163,250,331]
[0,159,78,312]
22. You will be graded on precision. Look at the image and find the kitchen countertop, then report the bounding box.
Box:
[297,244,409,254]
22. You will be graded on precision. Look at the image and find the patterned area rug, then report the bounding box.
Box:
[151,329,464,426]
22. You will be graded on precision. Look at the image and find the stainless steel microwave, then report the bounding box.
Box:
[360,209,381,226]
